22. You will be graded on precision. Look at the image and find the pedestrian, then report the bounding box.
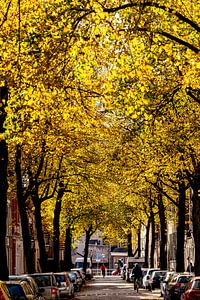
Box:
[187,262,194,273]
[100,264,106,278]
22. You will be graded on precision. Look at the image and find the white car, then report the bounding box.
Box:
[160,271,176,297]
[143,268,160,289]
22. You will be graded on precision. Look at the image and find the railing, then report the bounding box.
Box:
[92,269,116,276]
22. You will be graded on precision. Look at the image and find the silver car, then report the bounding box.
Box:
[54,273,74,299]
[29,273,60,300]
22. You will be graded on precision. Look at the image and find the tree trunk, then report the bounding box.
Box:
[0,87,9,280]
[127,232,133,256]
[32,193,48,272]
[176,180,186,272]
[144,218,150,268]
[64,226,72,271]
[190,169,200,276]
[53,182,64,272]
[137,226,141,257]
[15,146,35,273]
[158,192,167,270]
[83,226,92,273]
[150,208,155,268]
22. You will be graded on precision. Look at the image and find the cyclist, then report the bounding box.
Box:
[132,263,143,291]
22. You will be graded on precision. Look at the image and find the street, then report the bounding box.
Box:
[74,276,161,300]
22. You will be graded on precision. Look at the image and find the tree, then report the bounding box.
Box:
[0,87,9,280]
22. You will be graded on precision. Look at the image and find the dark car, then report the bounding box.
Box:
[149,270,167,290]
[165,273,193,300]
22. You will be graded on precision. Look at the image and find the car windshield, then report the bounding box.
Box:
[154,272,166,277]
[6,284,27,300]
[178,276,191,283]
[55,275,65,283]
[69,273,76,279]
[32,275,51,287]
[193,280,200,289]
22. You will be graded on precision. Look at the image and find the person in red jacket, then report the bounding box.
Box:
[100,264,106,278]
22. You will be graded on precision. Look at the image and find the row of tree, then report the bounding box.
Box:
[0,0,199,279]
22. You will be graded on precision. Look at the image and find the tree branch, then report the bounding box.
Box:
[186,87,200,104]
[146,178,178,207]
[102,2,200,32]
[135,27,199,53]
[0,1,12,27]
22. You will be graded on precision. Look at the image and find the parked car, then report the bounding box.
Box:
[149,270,168,290]
[29,273,60,300]
[180,276,200,300]
[70,271,82,291]
[70,269,85,284]
[19,280,39,300]
[9,275,44,300]
[143,268,160,289]
[54,272,74,299]
[0,281,12,300]
[74,258,93,280]
[5,281,28,300]
[160,272,176,297]
[164,273,193,300]
[67,272,80,292]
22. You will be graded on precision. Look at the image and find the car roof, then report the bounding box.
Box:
[30,273,54,275]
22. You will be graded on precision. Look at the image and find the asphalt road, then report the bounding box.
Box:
[74,276,161,300]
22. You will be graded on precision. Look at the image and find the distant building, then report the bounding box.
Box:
[72,230,111,268]
[110,247,128,268]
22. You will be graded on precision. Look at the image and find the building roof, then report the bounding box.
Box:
[110,247,128,257]
[112,247,128,253]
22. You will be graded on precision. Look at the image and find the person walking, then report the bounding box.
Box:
[100,264,106,278]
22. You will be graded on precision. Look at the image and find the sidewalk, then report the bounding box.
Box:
[140,289,161,299]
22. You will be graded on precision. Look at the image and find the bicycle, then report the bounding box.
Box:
[134,278,141,293]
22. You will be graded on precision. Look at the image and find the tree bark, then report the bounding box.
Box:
[150,206,155,268]
[83,226,92,273]
[15,146,35,273]
[0,87,9,280]
[127,232,133,256]
[176,180,186,272]
[144,218,150,268]
[137,226,141,257]
[158,192,167,270]
[64,226,73,271]
[32,192,48,272]
[190,167,200,276]
[53,182,64,272]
